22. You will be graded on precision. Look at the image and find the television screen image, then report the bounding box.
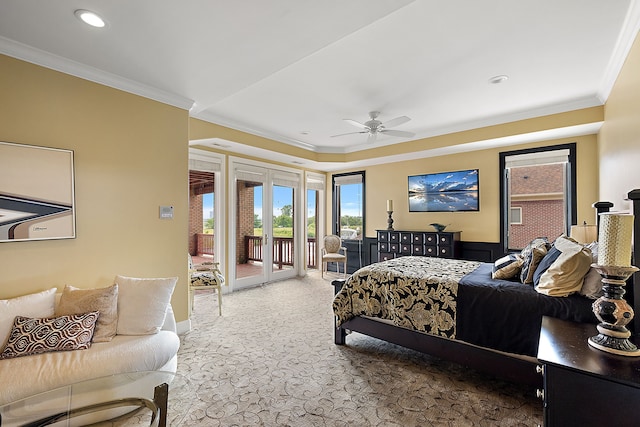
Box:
[408,169,479,212]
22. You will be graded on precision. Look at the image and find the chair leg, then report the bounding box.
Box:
[217,285,222,316]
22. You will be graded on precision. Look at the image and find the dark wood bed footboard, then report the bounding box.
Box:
[332,279,541,387]
[336,315,541,387]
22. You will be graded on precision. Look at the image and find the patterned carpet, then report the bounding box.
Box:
[168,271,542,426]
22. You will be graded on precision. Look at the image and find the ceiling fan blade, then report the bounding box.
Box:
[330,131,368,138]
[343,119,368,129]
[366,133,377,144]
[381,116,411,128]
[380,129,416,138]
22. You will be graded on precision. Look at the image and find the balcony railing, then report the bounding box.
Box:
[198,233,317,268]
[245,236,317,269]
[196,233,215,256]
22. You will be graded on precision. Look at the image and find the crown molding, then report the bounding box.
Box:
[0,36,194,110]
[598,0,640,102]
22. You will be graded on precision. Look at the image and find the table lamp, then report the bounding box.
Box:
[588,213,640,356]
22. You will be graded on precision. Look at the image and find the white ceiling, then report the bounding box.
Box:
[1,1,639,171]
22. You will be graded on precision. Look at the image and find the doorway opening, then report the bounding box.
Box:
[188,170,216,264]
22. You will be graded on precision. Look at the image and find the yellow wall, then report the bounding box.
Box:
[329,135,599,243]
[599,31,640,210]
[0,55,190,322]
[2,26,639,313]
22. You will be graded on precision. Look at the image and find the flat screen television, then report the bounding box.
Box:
[408,169,479,212]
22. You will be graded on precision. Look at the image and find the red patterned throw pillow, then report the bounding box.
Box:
[0,312,99,360]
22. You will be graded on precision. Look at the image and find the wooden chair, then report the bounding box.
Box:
[321,235,347,278]
[188,254,224,316]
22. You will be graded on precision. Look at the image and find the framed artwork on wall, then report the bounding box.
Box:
[0,141,76,242]
[408,169,479,212]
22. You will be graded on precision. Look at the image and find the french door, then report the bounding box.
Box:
[231,160,300,289]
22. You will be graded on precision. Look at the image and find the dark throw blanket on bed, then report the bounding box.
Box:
[333,256,596,357]
[457,263,595,355]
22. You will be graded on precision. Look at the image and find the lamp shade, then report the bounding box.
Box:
[570,223,597,244]
[597,213,634,266]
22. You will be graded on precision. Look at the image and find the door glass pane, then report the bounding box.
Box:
[272,184,294,273]
[508,163,566,250]
[307,189,318,269]
[188,170,215,263]
[339,183,363,240]
[236,180,264,280]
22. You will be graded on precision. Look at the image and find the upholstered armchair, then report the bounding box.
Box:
[321,235,347,278]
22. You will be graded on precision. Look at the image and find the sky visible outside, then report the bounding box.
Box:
[307,189,315,218]
[203,185,296,221]
[203,193,213,218]
[340,183,363,217]
[253,185,293,219]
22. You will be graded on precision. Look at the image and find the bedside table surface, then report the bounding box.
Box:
[538,316,640,387]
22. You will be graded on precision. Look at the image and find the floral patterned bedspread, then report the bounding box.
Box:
[332,256,481,339]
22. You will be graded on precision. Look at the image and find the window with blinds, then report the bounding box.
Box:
[500,144,576,251]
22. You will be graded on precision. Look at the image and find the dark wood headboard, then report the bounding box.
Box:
[627,189,640,336]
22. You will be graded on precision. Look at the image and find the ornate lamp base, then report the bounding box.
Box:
[588,264,640,357]
[387,210,394,231]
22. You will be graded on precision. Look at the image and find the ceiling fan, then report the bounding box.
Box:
[331,111,416,143]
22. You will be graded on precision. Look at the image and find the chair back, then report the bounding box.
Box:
[323,235,342,254]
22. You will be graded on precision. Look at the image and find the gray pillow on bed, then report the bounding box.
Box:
[519,238,550,284]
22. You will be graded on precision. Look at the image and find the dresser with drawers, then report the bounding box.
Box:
[376,229,461,262]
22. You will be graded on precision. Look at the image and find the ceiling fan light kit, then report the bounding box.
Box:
[331,111,416,143]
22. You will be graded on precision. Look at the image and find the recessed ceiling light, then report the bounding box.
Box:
[74,9,106,28]
[489,75,509,84]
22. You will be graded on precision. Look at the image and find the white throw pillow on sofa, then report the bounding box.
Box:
[0,288,57,346]
[114,275,177,335]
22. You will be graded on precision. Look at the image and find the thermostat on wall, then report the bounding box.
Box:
[159,206,174,219]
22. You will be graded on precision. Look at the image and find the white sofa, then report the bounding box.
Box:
[0,277,181,407]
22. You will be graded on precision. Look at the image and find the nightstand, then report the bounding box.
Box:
[537,316,640,427]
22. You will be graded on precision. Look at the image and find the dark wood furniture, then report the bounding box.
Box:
[334,192,640,387]
[376,229,461,262]
[537,316,640,427]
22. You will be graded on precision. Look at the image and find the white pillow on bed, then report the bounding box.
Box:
[534,235,592,297]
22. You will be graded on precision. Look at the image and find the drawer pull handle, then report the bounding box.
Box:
[536,365,544,375]
[536,389,544,400]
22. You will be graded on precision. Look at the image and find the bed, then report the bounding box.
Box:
[332,191,640,387]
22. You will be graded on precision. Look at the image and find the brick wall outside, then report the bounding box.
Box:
[508,163,566,249]
[188,188,203,256]
[510,164,564,194]
[510,199,565,249]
